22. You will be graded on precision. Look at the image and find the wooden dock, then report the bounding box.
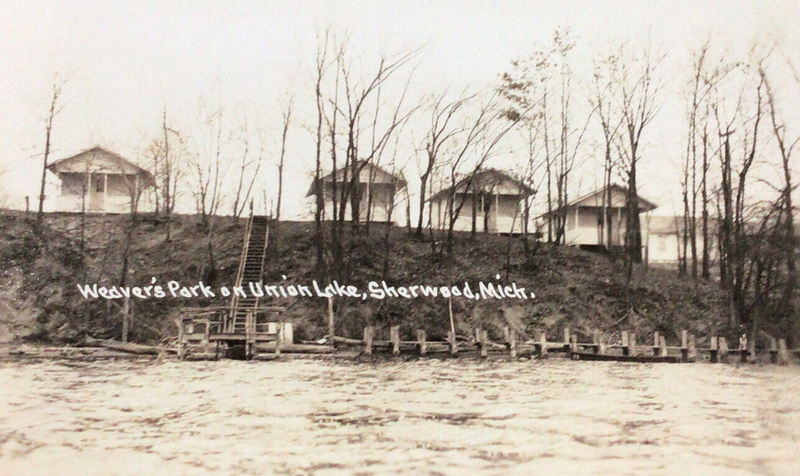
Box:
[329,325,794,365]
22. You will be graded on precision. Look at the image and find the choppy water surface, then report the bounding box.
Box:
[1,358,798,475]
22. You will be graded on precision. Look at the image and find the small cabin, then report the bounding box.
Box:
[429,169,534,234]
[542,183,658,248]
[47,147,154,214]
[306,161,406,223]
[645,215,717,266]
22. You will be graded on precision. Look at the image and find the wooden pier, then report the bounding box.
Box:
[332,325,794,365]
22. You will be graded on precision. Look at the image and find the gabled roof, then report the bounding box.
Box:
[542,183,657,216]
[306,160,407,197]
[47,146,155,186]
[428,168,534,202]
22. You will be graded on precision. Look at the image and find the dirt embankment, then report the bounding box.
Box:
[0,212,726,345]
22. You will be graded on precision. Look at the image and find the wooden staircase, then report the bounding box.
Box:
[228,214,270,333]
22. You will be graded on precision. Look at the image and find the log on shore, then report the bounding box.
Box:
[571,351,680,363]
[85,338,173,355]
[332,336,363,345]
[254,343,335,354]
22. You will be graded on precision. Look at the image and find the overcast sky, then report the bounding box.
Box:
[1,0,798,218]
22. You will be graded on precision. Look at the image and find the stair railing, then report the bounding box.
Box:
[228,211,254,332]
[251,220,270,311]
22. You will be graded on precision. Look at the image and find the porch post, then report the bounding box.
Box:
[86,172,93,211]
[133,174,139,213]
[494,192,499,233]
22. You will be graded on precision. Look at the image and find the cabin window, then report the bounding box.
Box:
[566,210,576,230]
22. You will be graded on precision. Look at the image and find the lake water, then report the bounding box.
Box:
[1,358,798,475]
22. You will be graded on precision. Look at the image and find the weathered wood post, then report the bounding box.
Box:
[478,329,488,358]
[778,339,790,365]
[768,337,778,364]
[621,331,630,356]
[658,335,668,357]
[652,332,660,356]
[592,330,602,354]
[680,330,689,362]
[688,333,696,361]
[363,326,374,355]
[176,318,185,360]
[202,320,210,356]
[121,295,130,343]
[416,330,427,356]
[274,322,283,357]
[569,334,578,356]
[505,327,517,358]
[327,296,335,343]
[709,336,719,363]
[390,326,400,356]
[719,336,729,363]
[447,330,458,355]
[746,338,756,364]
[628,332,637,357]
[246,311,256,360]
[535,330,548,358]
[563,327,571,345]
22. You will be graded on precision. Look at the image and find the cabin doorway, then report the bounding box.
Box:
[90,174,105,211]
[482,195,497,232]
[598,209,620,248]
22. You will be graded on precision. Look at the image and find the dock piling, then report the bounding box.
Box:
[478,329,488,358]
[535,330,548,358]
[363,326,374,355]
[622,331,630,356]
[447,330,458,355]
[570,334,579,356]
[390,326,400,355]
[778,339,790,365]
[416,330,427,356]
[769,337,778,364]
[653,332,660,356]
[505,327,517,358]
[719,337,729,363]
[709,336,719,363]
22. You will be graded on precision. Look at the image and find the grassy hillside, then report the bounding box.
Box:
[0,212,727,346]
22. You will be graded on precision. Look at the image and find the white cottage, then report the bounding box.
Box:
[645,215,717,266]
[306,161,407,223]
[47,147,154,213]
[429,169,534,234]
[542,183,658,249]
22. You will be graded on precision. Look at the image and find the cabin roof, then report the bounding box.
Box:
[305,160,407,197]
[47,146,155,185]
[540,183,658,217]
[647,216,683,234]
[572,183,657,210]
[428,168,534,202]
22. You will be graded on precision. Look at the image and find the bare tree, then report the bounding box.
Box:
[416,92,471,238]
[499,29,592,244]
[190,105,229,228]
[612,46,664,282]
[312,30,331,275]
[590,51,625,251]
[275,96,294,220]
[230,120,263,219]
[150,107,184,240]
[763,66,798,338]
[36,75,65,227]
